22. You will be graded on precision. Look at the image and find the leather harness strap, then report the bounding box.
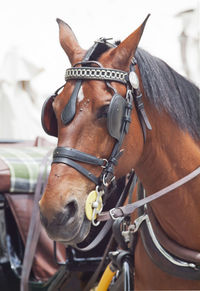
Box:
[20,150,53,291]
[147,206,200,265]
[137,183,200,280]
[98,166,200,221]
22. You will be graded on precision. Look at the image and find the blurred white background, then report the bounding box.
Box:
[0,0,199,140]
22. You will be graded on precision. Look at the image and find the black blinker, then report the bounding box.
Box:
[107,94,127,140]
[61,80,82,125]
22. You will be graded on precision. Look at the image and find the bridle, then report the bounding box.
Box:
[51,38,151,193]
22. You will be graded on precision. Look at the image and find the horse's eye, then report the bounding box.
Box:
[97,105,109,119]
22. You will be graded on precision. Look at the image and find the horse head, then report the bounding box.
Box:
[39,17,150,245]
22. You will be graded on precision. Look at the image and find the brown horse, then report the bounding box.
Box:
[39,17,200,290]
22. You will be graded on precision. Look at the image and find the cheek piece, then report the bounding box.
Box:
[41,38,152,189]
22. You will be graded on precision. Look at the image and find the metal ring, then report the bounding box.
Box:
[103,174,109,187]
[91,205,101,227]
[95,185,104,196]
[101,159,108,169]
[103,173,115,187]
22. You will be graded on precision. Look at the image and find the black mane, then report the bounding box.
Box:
[135,48,200,139]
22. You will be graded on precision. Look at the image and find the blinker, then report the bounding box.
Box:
[41,84,65,137]
[61,80,82,125]
[107,93,127,140]
[41,95,58,137]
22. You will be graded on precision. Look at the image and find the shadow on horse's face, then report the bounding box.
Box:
[39,18,147,244]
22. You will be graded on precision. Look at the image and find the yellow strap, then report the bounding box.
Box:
[96,263,116,291]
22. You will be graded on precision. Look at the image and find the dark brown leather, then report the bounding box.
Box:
[148,206,200,265]
[137,183,200,280]
[5,193,66,281]
[139,215,200,280]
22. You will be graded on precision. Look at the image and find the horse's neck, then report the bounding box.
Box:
[135,107,200,250]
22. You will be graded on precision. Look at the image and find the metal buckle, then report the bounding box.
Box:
[109,208,118,220]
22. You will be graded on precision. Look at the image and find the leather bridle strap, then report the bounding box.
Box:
[53,147,106,166]
[52,147,107,185]
[98,166,200,221]
[53,156,98,185]
[99,87,134,187]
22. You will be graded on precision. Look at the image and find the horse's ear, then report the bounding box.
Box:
[56,18,86,65]
[110,15,150,70]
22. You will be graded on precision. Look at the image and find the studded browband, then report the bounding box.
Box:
[65,66,128,84]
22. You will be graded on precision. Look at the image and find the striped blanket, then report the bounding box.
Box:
[0,147,52,193]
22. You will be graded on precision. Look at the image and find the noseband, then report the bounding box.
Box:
[42,38,151,190]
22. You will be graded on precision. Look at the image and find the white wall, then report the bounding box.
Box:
[0,0,198,91]
[0,0,199,139]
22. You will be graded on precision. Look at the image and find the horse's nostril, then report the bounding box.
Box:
[53,201,78,226]
[64,201,77,218]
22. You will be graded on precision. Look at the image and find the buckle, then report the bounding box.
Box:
[109,208,118,220]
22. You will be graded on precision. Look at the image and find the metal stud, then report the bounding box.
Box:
[129,71,139,89]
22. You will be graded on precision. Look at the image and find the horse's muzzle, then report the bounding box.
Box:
[39,200,91,244]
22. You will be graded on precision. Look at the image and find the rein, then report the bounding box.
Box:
[98,166,200,221]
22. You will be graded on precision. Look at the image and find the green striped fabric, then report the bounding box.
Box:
[0,147,52,193]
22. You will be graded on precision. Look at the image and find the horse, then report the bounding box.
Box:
[39,16,200,290]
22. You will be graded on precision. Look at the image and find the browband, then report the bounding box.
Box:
[65,67,128,84]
